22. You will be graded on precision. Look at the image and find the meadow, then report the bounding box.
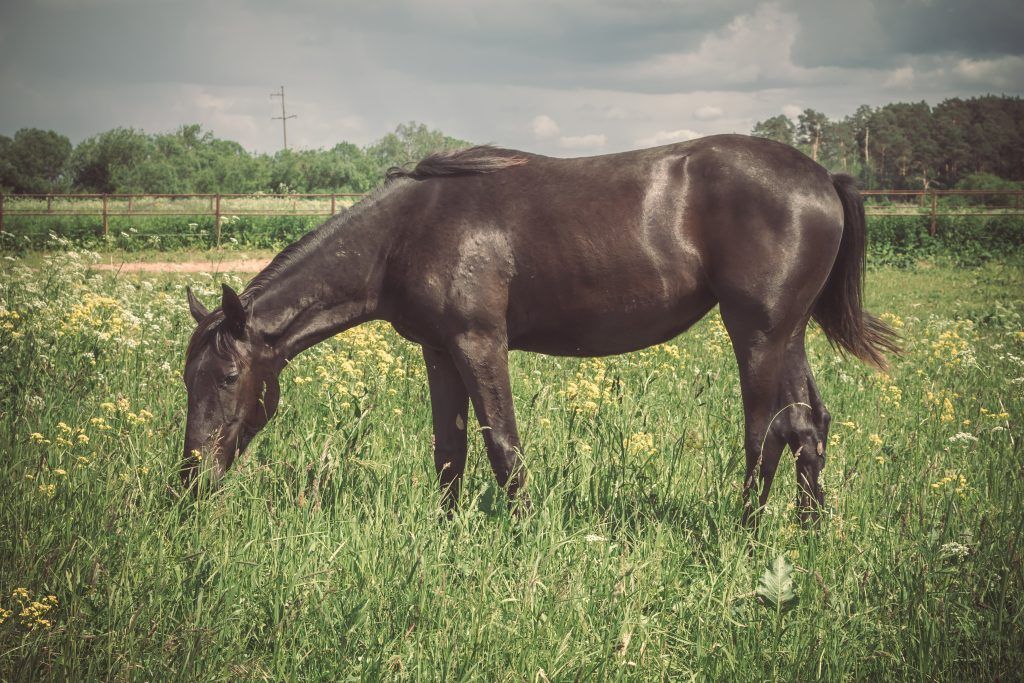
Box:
[0,247,1021,680]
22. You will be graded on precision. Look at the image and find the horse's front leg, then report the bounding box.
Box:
[422,346,470,512]
[447,330,530,514]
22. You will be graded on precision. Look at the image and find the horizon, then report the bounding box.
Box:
[7,92,1023,158]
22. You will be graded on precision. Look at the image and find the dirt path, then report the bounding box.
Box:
[94,258,270,273]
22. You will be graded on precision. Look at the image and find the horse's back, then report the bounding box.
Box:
[387,135,844,355]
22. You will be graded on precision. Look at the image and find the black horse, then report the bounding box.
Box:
[181,134,898,523]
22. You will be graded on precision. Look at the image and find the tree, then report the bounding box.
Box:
[0,128,72,193]
[819,119,856,174]
[0,135,14,193]
[364,122,470,180]
[70,128,151,193]
[751,115,796,145]
[796,109,829,162]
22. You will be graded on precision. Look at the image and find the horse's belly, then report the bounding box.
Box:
[508,287,716,357]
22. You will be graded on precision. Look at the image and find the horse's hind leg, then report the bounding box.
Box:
[719,306,791,526]
[776,337,831,525]
[723,306,832,527]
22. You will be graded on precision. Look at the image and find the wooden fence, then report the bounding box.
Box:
[1,189,1021,245]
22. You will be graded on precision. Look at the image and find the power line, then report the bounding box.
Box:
[270,85,297,151]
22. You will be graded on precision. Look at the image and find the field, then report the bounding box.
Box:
[0,249,1022,680]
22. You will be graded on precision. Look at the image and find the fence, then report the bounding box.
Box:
[0,188,1021,245]
[861,189,1024,235]
[0,193,365,246]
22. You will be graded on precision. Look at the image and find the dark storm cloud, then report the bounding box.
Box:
[0,0,1021,154]
[789,0,1024,69]
[0,0,302,86]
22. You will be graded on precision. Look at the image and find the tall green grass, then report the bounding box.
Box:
[0,252,1021,679]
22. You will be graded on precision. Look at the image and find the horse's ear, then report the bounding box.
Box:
[221,284,247,336]
[186,286,209,324]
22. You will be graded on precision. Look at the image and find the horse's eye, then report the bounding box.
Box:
[222,372,239,387]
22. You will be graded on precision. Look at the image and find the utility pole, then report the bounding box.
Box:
[270,85,297,151]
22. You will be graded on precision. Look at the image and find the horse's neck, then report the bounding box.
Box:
[246,196,394,360]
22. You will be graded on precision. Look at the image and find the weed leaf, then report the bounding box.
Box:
[756,555,799,611]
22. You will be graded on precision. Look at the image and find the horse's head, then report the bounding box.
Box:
[181,284,281,491]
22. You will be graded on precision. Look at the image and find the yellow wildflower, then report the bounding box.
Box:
[623,432,656,457]
[941,398,955,423]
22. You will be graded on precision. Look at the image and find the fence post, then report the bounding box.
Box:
[331,194,336,215]
[1017,191,1022,211]
[214,194,222,248]
[929,191,937,237]
[102,195,109,237]
[47,195,52,213]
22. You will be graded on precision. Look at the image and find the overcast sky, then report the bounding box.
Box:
[1,0,1022,156]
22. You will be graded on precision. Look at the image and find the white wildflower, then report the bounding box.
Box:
[940,541,970,561]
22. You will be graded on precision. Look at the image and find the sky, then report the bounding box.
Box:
[1,0,1022,156]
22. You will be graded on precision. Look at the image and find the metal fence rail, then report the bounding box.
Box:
[1,189,1021,244]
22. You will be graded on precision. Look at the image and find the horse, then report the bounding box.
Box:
[181,134,898,524]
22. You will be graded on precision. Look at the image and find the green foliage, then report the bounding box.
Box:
[69,127,152,194]
[751,115,796,145]
[750,95,1024,189]
[756,555,798,611]
[955,173,1021,193]
[865,215,1024,268]
[0,255,1022,679]
[1,122,469,197]
[0,128,73,194]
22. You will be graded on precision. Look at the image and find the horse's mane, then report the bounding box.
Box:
[385,145,528,183]
[242,146,527,300]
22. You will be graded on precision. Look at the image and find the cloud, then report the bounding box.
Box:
[635,129,701,147]
[883,66,915,89]
[0,0,1021,155]
[782,104,803,119]
[558,133,608,150]
[693,105,723,120]
[613,4,814,92]
[948,55,1024,90]
[789,0,1024,70]
[531,114,560,139]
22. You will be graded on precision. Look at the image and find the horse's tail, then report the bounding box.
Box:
[812,174,900,371]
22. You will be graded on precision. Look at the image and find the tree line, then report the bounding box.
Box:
[750,95,1023,190]
[0,122,469,196]
[1,95,1021,195]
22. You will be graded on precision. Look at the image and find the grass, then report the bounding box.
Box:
[0,250,1021,680]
